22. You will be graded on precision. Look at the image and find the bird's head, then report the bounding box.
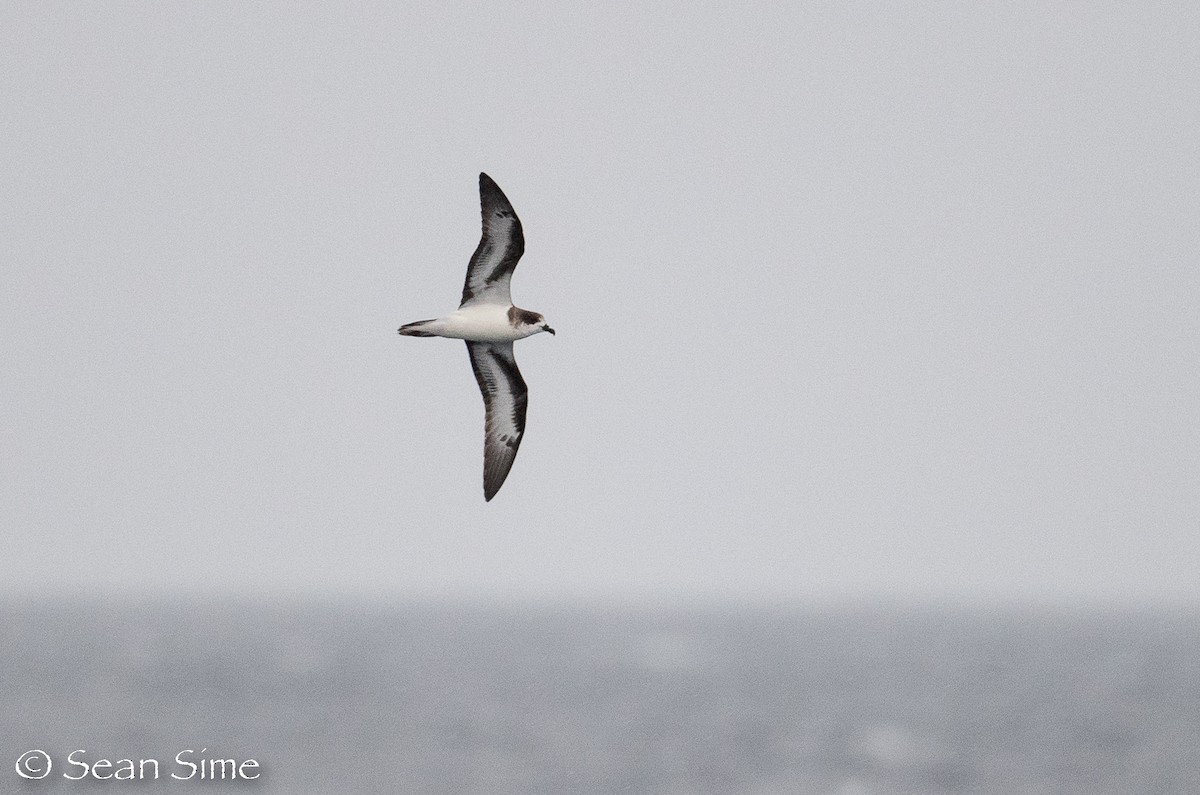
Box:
[511,307,555,337]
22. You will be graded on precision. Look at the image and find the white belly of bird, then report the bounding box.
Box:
[429,304,535,342]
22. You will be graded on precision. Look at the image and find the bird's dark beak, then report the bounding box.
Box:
[545,326,556,335]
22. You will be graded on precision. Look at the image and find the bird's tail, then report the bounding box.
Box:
[398,319,437,337]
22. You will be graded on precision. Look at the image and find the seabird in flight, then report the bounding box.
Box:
[398,173,555,501]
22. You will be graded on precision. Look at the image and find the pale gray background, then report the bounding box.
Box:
[3,2,1197,607]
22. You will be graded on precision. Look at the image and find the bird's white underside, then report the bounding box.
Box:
[416,303,541,343]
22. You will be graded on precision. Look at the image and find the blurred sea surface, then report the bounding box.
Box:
[2,598,1199,794]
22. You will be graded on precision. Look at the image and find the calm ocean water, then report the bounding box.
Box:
[2,598,1198,794]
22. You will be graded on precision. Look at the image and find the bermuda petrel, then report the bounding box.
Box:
[398,173,554,501]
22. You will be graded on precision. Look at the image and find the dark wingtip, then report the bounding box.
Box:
[477,172,514,217]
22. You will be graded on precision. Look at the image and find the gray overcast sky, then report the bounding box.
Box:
[2,3,1197,606]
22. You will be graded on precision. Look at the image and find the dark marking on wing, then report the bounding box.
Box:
[466,341,529,501]
[460,173,525,307]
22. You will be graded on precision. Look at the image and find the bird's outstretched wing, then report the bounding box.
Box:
[460,173,525,307]
[466,341,528,501]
